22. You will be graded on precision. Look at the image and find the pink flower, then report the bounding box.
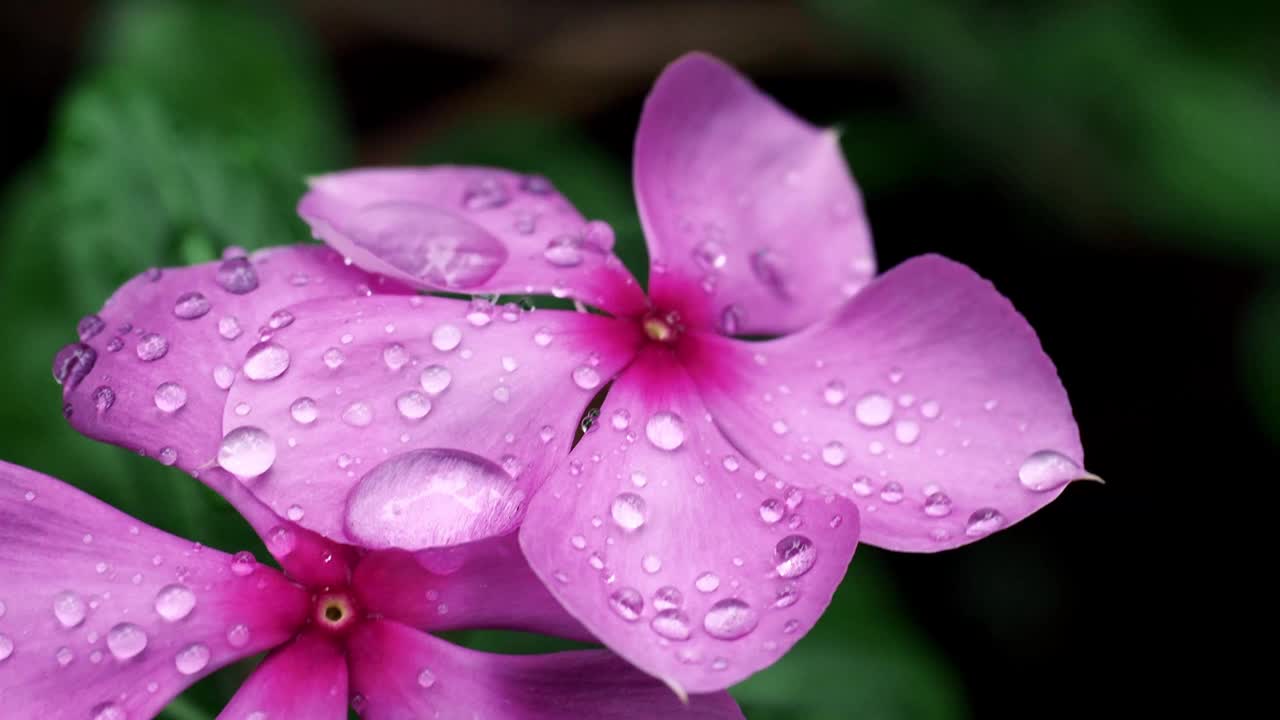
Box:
[0,460,743,718]
[56,52,1091,696]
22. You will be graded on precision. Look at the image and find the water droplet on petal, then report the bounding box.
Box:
[218,426,276,479]
[230,551,256,576]
[645,411,685,451]
[243,342,290,381]
[653,586,683,611]
[894,419,921,445]
[650,610,692,641]
[533,328,554,347]
[923,492,952,517]
[750,249,788,297]
[855,392,893,427]
[431,324,462,352]
[218,316,243,340]
[572,366,601,390]
[0,634,12,662]
[91,702,126,720]
[965,508,1006,536]
[268,309,295,330]
[344,449,526,549]
[226,624,250,648]
[397,391,432,420]
[690,573,727,601]
[77,314,106,341]
[462,177,510,210]
[610,493,647,531]
[759,499,785,524]
[342,402,374,427]
[703,598,758,640]
[286,505,305,521]
[93,386,116,413]
[173,292,211,319]
[822,380,847,406]
[609,587,644,621]
[920,400,941,419]
[417,667,437,688]
[52,343,97,388]
[53,591,87,628]
[821,441,847,467]
[543,235,585,267]
[774,535,817,578]
[290,397,318,425]
[774,584,800,608]
[266,526,296,556]
[106,622,148,660]
[879,481,904,503]
[174,643,210,675]
[419,365,452,395]
[216,257,259,294]
[153,382,188,413]
[642,554,662,574]
[1018,450,1086,492]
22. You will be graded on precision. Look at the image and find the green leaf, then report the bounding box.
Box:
[414,116,648,286]
[731,554,966,720]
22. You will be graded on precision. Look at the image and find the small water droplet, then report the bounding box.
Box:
[703,598,758,640]
[920,400,941,419]
[172,643,211,675]
[93,386,116,413]
[1018,450,1086,492]
[243,342,290,381]
[572,365,601,390]
[419,365,452,395]
[226,623,251,648]
[879,481,904,503]
[106,622,148,660]
[774,584,800,608]
[90,702,126,720]
[462,177,510,210]
[722,455,740,472]
[774,535,817,578]
[894,419,921,445]
[77,314,106,341]
[216,257,259,294]
[152,382,188,413]
[759,499,785,524]
[431,324,463,352]
[158,447,178,466]
[822,380,847,406]
[172,292,211,320]
[694,572,720,593]
[217,316,243,340]
[0,634,12,662]
[53,590,87,628]
[134,333,169,362]
[539,425,555,444]
[218,426,276,478]
[396,391,432,420]
[821,441,847,467]
[290,397,318,424]
[650,609,692,641]
[923,492,952,517]
[342,402,374,427]
[653,586,683,611]
[492,386,511,404]
[855,392,893,427]
[610,493,647,531]
[609,587,644,621]
[645,411,686,451]
[965,508,1006,536]
[543,235,586,267]
[417,667,437,688]
[51,343,97,390]
[642,554,662,574]
[154,584,196,621]
[533,328,554,347]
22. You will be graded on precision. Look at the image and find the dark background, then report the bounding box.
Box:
[2,1,1271,717]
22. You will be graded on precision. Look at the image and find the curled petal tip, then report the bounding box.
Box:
[1077,471,1106,486]
[662,676,689,705]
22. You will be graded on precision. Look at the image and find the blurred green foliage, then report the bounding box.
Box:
[813,0,1280,264]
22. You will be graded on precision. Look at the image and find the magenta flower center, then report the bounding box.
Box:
[641,309,683,345]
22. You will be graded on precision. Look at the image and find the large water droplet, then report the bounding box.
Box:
[106,622,148,660]
[759,498,785,524]
[774,535,817,578]
[610,492,647,531]
[965,508,1006,536]
[154,382,188,413]
[650,610,692,641]
[854,392,893,427]
[174,643,210,675]
[218,316,243,340]
[243,342,291,381]
[52,343,97,389]
[218,426,276,479]
[420,365,452,395]
[572,366,601,390]
[53,590,87,628]
[645,411,686,451]
[344,449,526,550]
[609,587,644,622]
[290,397,318,425]
[154,584,196,621]
[695,572,721,593]
[348,203,508,289]
[397,391,432,420]
[894,419,921,445]
[1018,450,1086,492]
[216,257,259,294]
[173,292,211,319]
[703,598,758,640]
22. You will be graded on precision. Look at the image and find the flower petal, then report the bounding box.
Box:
[301,167,650,317]
[0,460,308,718]
[59,244,404,479]
[688,254,1088,552]
[634,52,874,336]
[352,534,590,641]
[347,619,745,719]
[222,294,641,546]
[217,632,348,720]
[519,348,860,694]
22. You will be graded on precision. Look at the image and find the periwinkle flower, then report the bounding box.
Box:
[54,53,1093,695]
[0,460,742,718]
